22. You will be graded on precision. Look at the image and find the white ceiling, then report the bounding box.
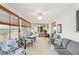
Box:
[1,3,73,24]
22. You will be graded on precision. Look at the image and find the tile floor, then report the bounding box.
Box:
[26,37,57,55]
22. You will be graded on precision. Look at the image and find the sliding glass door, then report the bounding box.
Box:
[10,14,19,40]
[0,9,19,41]
[0,5,31,41]
[0,24,9,41]
[10,26,19,40]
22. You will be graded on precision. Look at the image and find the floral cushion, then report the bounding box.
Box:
[8,39,18,52]
[0,39,18,54]
[0,40,10,52]
[0,39,26,55]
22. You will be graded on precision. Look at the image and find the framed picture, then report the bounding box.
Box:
[57,24,62,33]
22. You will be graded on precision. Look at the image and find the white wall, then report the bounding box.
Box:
[51,4,79,42]
[48,22,52,37]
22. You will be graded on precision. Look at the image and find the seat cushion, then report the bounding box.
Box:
[53,44,64,49]
[56,49,72,55]
[62,38,70,48]
[9,48,26,55]
[67,40,79,55]
[25,38,32,44]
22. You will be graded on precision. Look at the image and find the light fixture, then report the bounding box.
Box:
[54,26,56,30]
[38,16,42,20]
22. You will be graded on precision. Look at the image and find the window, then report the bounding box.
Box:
[0,9,1,22]
[0,5,31,41]
[10,26,19,40]
[0,10,19,41]
[0,24,9,41]
[10,15,18,25]
[1,10,9,23]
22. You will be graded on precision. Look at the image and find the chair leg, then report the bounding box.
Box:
[25,52,26,55]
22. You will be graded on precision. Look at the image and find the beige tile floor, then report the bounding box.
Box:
[26,37,52,55]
